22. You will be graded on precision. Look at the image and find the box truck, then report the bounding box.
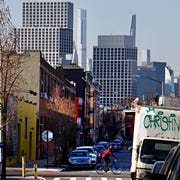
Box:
[130,105,180,180]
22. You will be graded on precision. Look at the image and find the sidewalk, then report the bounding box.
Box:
[9,156,66,170]
[5,157,65,179]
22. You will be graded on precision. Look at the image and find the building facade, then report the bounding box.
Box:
[7,50,77,165]
[93,15,137,107]
[17,99,37,163]
[15,1,73,67]
[63,63,85,145]
[6,96,37,166]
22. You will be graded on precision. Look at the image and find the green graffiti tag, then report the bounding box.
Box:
[146,107,155,113]
[143,110,180,131]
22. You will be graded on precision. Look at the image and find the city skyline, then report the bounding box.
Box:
[5,0,180,75]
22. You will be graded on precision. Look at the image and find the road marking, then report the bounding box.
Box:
[24,176,46,180]
[101,178,107,180]
[53,178,123,180]
[86,178,91,180]
[71,178,77,180]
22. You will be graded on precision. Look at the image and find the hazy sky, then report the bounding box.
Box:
[5,0,180,75]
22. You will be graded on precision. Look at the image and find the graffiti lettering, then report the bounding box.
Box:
[143,110,180,131]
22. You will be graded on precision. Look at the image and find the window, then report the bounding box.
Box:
[25,117,28,139]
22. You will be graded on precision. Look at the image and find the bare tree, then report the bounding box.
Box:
[0,0,15,52]
[0,0,24,178]
[99,110,124,141]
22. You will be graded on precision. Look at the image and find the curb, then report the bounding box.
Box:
[38,168,62,172]
[6,167,64,173]
[24,176,46,180]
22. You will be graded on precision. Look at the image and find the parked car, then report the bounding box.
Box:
[151,161,164,174]
[143,143,180,180]
[98,141,109,149]
[109,137,124,151]
[92,144,106,161]
[113,137,124,145]
[68,150,92,169]
[110,140,121,151]
[75,146,98,166]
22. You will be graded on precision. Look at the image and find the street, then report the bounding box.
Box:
[5,150,132,180]
[6,170,131,180]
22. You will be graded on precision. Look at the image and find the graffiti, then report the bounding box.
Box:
[143,109,180,132]
[146,107,155,113]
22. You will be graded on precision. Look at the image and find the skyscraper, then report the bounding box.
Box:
[93,15,137,107]
[76,9,87,71]
[15,1,73,67]
[142,49,151,64]
[129,14,136,47]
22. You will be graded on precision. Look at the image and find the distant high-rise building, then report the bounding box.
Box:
[137,61,166,101]
[15,1,73,67]
[87,58,93,72]
[76,9,87,71]
[165,66,175,96]
[174,76,180,97]
[93,15,137,107]
[72,42,78,64]
[142,49,151,64]
[129,14,136,47]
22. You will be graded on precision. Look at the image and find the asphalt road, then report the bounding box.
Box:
[6,170,131,180]
[5,149,132,180]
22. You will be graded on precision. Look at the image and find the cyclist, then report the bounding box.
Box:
[101,146,118,171]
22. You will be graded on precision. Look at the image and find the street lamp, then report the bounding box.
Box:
[135,74,165,106]
[136,75,164,97]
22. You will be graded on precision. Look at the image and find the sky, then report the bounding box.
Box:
[5,0,180,75]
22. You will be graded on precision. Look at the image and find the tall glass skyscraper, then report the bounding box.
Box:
[76,9,87,71]
[15,1,73,67]
[93,15,137,107]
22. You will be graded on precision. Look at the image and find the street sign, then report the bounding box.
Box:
[42,130,53,142]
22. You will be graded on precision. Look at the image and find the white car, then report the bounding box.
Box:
[68,150,92,169]
[75,146,98,166]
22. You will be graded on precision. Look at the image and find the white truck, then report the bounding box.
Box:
[130,105,180,180]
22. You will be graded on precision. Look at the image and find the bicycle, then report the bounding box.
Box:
[95,158,123,175]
